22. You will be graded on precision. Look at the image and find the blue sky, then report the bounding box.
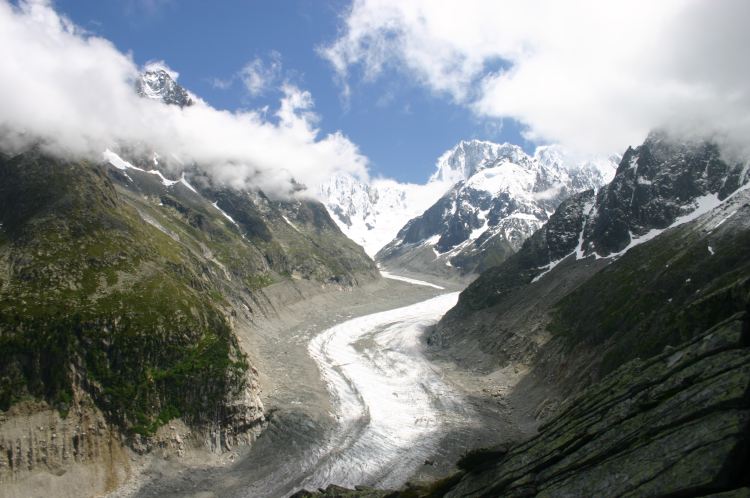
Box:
[54,0,529,183]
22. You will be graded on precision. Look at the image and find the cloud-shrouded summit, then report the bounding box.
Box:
[321,0,750,157]
[0,0,368,197]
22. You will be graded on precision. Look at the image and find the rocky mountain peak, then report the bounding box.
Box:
[465,131,750,286]
[135,69,193,107]
[580,132,748,257]
[377,143,618,275]
[430,139,528,184]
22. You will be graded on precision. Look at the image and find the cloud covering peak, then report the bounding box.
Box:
[0,0,369,196]
[321,0,750,157]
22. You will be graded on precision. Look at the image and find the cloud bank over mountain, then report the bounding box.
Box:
[321,0,750,158]
[0,0,368,196]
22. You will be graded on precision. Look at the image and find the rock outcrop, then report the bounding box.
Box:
[441,313,750,497]
[0,398,130,496]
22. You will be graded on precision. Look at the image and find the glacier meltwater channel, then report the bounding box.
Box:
[298,289,469,491]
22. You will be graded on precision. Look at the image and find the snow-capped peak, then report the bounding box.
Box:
[319,138,618,263]
[430,139,527,184]
[135,69,193,107]
[317,174,451,257]
[375,141,619,275]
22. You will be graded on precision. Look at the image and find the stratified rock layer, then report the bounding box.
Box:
[442,313,750,497]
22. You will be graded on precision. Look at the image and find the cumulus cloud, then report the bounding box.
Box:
[0,0,368,196]
[322,0,750,157]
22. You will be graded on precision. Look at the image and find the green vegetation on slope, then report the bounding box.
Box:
[549,209,750,377]
[0,151,249,435]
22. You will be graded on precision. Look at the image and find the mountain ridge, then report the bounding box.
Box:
[319,139,618,271]
[375,142,619,275]
[435,131,750,384]
[0,69,379,491]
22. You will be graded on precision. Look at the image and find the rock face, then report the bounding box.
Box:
[0,398,130,495]
[446,314,750,497]
[580,130,747,257]
[134,69,193,107]
[435,133,750,383]
[376,142,617,276]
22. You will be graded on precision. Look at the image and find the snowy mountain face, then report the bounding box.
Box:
[497,131,750,283]
[135,69,193,107]
[376,141,619,275]
[430,140,529,184]
[443,130,750,344]
[317,175,451,257]
[579,131,749,257]
[317,140,533,258]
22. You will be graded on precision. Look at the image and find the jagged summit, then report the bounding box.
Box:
[577,130,749,258]
[448,131,750,318]
[430,139,528,184]
[135,69,193,107]
[317,174,450,257]
[376,142,619,275]
[319,138,618,266]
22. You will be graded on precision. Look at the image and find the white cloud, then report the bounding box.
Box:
[210,53,283,96]
[143,59,179,80]
[239,52,282,96]
[322,0,750,157]
[0,0,368,197]
[210,76,234,90]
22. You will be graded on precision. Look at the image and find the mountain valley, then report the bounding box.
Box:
[0,13,748,498]
[291,134,750,498]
